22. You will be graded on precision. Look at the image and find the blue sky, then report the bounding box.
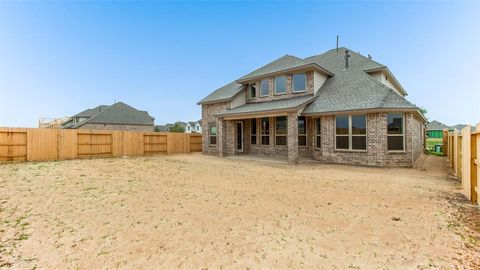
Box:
[0,0,479,127]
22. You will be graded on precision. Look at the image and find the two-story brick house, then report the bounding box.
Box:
[198,47,426,166]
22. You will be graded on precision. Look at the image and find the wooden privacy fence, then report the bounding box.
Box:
[443,123,480,206]
[0,128,202,162]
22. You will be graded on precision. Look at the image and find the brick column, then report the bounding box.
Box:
[217,118,227,157]
[287,112,299,164]
[226,120,235,156]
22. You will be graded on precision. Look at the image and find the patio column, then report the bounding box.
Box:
[226,120,235,156]
[218,117,227,157]
[287,112,299,164]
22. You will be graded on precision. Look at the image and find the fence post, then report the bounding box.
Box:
[471,131,478,203]
[461,126,471,200]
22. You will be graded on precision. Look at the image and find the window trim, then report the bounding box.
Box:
[209,122,217,146]
[387,113,405,152]
[274,116,287,147]
[260,79,270,97]
[298,116,307,147]
[314,117,321,149]
[292,73,307,93]
[274,76,287,95]
[334,115,367,152]
[260,117,270,146]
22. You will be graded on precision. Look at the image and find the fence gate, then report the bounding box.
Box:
[77,133,113,158]
[143,134,167,154]
[0,130,27,161]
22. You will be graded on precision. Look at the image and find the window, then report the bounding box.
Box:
[274,76,286,95]
[315,118,321,148]
[187,126,191,131]
[261,117,270,145]
[275,116,287,146]
[196,125,199,131]
[209,122,217,145]
[249,84,256,99]
[298,116,307,146]
[292,73,307,92]
[335,115,367,150]
[260,79,269,97]
[250,119,257,145]
[387,113,404,151]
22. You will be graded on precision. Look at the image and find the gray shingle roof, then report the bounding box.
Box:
[197,81,243,105]
[216,95,315,117]
[304,47,385,74]
[238,55,309,81]
[426,120,451,131]
[303,69,416,114]
[200,47,418,117]
[65,102,154,128]
[73,105,109,117]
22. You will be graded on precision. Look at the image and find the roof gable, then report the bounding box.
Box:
[303,69,416,114]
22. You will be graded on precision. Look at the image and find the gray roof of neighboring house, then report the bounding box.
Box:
[64,102,154,128]
[303,69,416,114]
[216,95,315,117]
[451,124,476,132]
[426,120,451,131]
[73,105,109,117]
[197,81,244,105]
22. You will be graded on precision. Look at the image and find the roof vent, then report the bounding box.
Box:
[344,49,350,69]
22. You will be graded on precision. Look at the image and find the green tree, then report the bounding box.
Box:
[418,106,428,120]
[169,122,185,133]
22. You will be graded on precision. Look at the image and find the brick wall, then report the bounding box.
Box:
[313,112,423,167]
[201,102,230,155]
[79,123,153,132]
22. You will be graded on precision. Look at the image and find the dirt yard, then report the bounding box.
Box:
[1,154,479,269]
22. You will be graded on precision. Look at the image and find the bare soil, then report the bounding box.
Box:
[0,154,479,269]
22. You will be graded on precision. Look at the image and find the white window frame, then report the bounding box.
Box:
[274,76,287,95]
[292,73,307,93]
[315,117,321,149]
[260,79,269,97]
[334,115,367,151]
[387,113,405,152]
[274,116,287,146]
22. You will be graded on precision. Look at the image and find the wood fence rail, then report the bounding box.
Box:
[0,127,202,162]
[443,123,480,206]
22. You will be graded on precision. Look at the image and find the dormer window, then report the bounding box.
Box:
[274,76,286,95]
[248,84,256,99]
[260,79,269,97]
[292,73,307,93]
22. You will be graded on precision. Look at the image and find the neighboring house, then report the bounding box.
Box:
[154,125,169,132]
[38,116,71,129]
[185,121,202,134]
[426,120,451,138]
[61,102,155,131]
[154,122,188,132]
[198,47,427,166]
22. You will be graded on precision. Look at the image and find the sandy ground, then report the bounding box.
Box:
[0,153,479,269]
